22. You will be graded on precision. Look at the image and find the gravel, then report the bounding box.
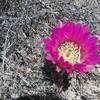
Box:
[0,0,100,100]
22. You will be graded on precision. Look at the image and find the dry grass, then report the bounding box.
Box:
[0,0,100,100]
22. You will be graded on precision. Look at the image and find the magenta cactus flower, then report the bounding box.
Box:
[43,21,100,75]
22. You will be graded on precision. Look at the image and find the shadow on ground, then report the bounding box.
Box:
[15,93,64,100]
[42,60,71,91]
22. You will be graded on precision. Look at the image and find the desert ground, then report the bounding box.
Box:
[0,0,100,100]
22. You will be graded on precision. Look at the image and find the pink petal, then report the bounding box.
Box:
[46,53,56,64]
[73,23,90,44]
[96,45,100,50]
[56,65,62,72]
[42,37,51,44]
[83,55,100,65]
[74,64,92,73]
[64,21,75,39]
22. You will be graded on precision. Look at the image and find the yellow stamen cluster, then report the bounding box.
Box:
[58,41,81,64]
